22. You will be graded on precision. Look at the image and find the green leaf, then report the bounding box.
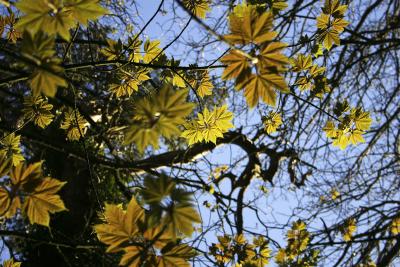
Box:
[168,203,201,237]
[141,175,176,204]
[65,0,108,25]
[16,0,107,40]
[21,31,67,97]
[143,39,162,63]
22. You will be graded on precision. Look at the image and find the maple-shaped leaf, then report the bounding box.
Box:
[143,224,173,249]
[295,76,313,91]
[157,243,197,267]
[181,0,210,19]
[128,35,143,62]
[29,64,68,97]
[20,31,67,97]
[181,105,234,145]
[348,130,365,145]
[172,72,186,88]
[23,95,54,128]
[257,42,289,71]
[16,0,74,40]
[124,127,160,152]
[225,4,276,45]
[220,49,250,80]
[101,39,123,60]
[309,64,326,77]
[167,202,201,238]
[109,68,150,97]
[242,73,288,107]
[351,107,372,131]
[7,162,66,226]
[1,14,21,43]
[119,246,143,267]
[66,0,108,25]
[141,175,176,204]
[94,197,145,253]
[192,71,213,98]
[0,133,24,166]
[143,39,162,63]
[124,85,195,151]
[16,0,107,40]
[9,161,43,186]
[316,14,349,50]
[332,132,350,150]
[322,0,348,18]
[60,109,88,141]
[323,121,338,138]
[291,54,313,72]
[23,177,67,226]
[263,111,282,134]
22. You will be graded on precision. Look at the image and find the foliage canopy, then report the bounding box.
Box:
[0,0,399,266]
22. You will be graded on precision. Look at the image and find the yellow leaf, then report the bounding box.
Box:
[182,105,234,145]
[263,111,282,134]
[351,108,372,131]
[24,192,66,226]
[16,0,107,40]
[225,4,276,45]
[23,95,54,128]
[323,121,338,138]
[0,152,12,177]
[143,39,162,63]
[322,0,348,17]
[341,218,357,242]
[157,244,197,267]
[109,68,150,97]
[348,130,365,145]
[119,245,143,267]
[242,73,288,107]
[390,217,400,235]
[2,258,22,267]
[291,54,313,72]
[16,0,74,40]
[101,39,123,60]
[124,85,195,151]
[332,132,350,150]
[21,31,67,97]
[143,225,173,249]
[94,197,145,253]
[168,203,201,237]
[10,161,43,186]
[0,133,24,166]
[194,71,213,98]
[60,109,87,141]
[258,42,289,71]
[330,188,340,200]
[275,248,287,263]
[23,177,67,226]
[0,187,11,217]
[181,0,210,19]
[220,50,250,80]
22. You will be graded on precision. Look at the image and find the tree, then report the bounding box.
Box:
[0,0,399,266]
